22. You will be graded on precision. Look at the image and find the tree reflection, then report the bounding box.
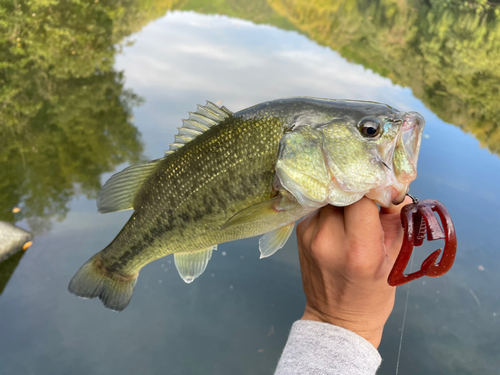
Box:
[2,0,499,229]
[264,0,500,154]
[174,0,500,155]
[0,0,148,232]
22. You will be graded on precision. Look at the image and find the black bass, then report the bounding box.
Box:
[69,98,424,311]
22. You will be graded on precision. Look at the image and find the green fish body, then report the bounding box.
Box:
[69,98,424,311]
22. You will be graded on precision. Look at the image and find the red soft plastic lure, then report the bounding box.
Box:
[388,197,457,286]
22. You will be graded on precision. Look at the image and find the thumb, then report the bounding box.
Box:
[379,196,413,253]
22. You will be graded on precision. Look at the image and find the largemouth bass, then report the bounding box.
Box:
[69,97,424,311]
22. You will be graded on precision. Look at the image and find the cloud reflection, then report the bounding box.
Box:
[117,11,404,113]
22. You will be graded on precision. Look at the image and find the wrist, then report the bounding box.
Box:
[301,305,384,348]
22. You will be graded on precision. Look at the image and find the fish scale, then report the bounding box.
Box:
[69,97,424,311]
[103,115,286,271]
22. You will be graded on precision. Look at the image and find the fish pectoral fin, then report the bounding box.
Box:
[221,197,282,231]
[259,223,295,259]
[174,245,216,284]
[97,159,162,214]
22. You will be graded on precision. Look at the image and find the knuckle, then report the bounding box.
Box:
[309,231,326,254]
[344,238,382,277]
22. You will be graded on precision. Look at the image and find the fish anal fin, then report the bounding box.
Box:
[259,223,295,259]
[174,245,216,283]
[97,159,162,214]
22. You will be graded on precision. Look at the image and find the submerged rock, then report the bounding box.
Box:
[0,221,33,263]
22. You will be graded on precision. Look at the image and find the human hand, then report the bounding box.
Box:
[296,196,413,348]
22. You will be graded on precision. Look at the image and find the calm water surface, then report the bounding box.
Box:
[1,1,500,374]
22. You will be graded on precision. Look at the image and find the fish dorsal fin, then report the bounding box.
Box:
[97,159,162,214]
[168,101,232,152]
[259,223,295,259]
[174,245,217,283]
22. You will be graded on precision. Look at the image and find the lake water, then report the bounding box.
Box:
[1,1,500,374]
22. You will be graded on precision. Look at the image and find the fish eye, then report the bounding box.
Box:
[358,119,381,138]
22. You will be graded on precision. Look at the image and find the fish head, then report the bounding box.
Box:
[276,100,424,208]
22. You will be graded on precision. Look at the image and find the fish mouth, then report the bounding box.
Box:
[401,112,424,168]
[371,112,424,207]
[390,112,424,203]
[391,186,409,205]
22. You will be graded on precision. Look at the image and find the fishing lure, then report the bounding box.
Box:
[388,196,457,286]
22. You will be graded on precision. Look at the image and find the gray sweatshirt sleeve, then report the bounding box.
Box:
[274,320,382,375]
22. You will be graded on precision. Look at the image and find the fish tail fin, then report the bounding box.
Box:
[68,254,138,312]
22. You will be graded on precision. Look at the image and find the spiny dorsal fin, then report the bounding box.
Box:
[97,159,162,214]
[168,101,232,152]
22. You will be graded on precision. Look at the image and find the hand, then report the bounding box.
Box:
[296,196,413,348]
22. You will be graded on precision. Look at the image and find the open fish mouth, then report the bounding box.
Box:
[389,111,425,205]
[401,112,424,166]
[364,111,425,207]
[277,109,426,209]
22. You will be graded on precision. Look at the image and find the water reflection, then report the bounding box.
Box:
[2,0,498,233]
[0,1,499,375]
[171,0,500,154]
[0,0,146,304]
[262,0,500,154]
[0,0,145,233]
[0,251,26,296]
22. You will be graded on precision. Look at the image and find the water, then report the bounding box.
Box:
[1,1,500,374]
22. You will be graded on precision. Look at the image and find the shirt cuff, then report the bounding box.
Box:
[274,320,382,375]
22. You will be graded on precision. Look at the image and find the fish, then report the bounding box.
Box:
[69,97,424,311]
[0,221,33,263]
